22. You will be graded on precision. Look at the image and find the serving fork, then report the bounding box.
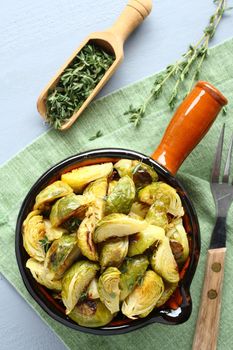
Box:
[193,124,233,350]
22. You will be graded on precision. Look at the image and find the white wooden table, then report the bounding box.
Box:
[0,0,232,349]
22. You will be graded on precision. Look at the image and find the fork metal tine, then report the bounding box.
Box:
[211,124,225,183]
[223,133,233,183]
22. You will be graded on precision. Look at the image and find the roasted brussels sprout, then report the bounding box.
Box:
[26,258,62,291]
[107,180,118,195]
[138,306,155,318]
[23,210,46,262]
[150,236,179,283]
[138,182,159,205]
[62,261,99,314]
[145,200,169,228]
[129,202,150,219]
[99,237,129,269]
[114,159,158,187]
[114,159,134,177]
[169,188,183,218]
[87,278,99,299]
[132,162,158,188]
[98,267,121,314]
[61,163,113,192]
[34,181,73,210]
[119,255,149,301]
[44,219,67,241]
[139,280,177,316]
[83,177,108,199]
[128,213,144,221]
[128,225,165,257]
[105,176,136,215]
[166,218,189,264]
[44,234,81,280]
[77,199,105,261]
[169,240,184,263]
[50,193,90,227]
[139,182,184,217]
[122,270,164,319]
[93,214,148,243]
[156,282,178,307]
[69,299,114,328]
[80,178,107,261]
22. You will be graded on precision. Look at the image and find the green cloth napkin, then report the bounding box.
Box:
[1,38,233,350]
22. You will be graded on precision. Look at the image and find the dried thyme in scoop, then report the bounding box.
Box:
[46,44,115,129]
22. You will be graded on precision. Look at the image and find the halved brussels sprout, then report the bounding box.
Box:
[33,181,73,210]
[50,193,90,227]
[132,162,158,189]
[150,236,179,283]
[44,219,67,241]
[119,255,149,301]
[122,270,164,319]
[99,237,129,270]
[166,218,189,264]
[139,182,184,217]
[87,278,99,299]
[156,282,178,307]
[44,234,81,280]
[128,225,165,257]
[83,177,108,199]
[139,281,177,316]
[62,261,99,314]
[105,176,136,215]
[114,159,158,187]
[138,306,154,318]
[128,213,144,220]
[69,299,114,328]
[98,267,121,314]
[129,202,150,219]
[61,163,113,192]
[145,200,169,228]
[107,180,118,195]
[169,240,184,263]
[23,210,46,262]
[26,258,62,291]
[114,159,134,177]
[138,182,159,205]
[93,214,148,243]
[77,199,105,261]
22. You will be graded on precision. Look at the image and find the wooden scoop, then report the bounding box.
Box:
[37,0,153,130]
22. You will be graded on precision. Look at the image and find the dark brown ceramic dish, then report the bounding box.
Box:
[15,81,227,335]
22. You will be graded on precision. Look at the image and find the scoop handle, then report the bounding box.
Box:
[109,0,152,43]
[151,81,228,175]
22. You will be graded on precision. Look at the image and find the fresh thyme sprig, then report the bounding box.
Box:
[79,291,88,302]
[89,130,103,141]
[39,235,51,253]
[62,217,82,233]
[125,0,231,127]
[222,106,228,115]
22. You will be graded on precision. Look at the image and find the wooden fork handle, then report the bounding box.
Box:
[109,0,152,42]
[192,247,226,350]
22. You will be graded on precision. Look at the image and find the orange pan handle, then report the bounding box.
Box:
[151,81,228,175]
